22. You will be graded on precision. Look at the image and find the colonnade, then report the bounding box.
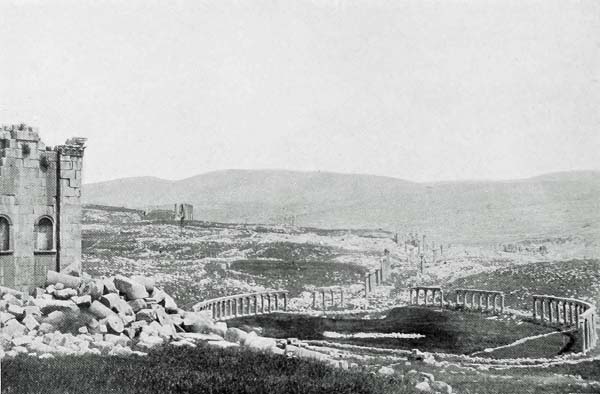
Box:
[455,289,504,313]
[312,287,344,310]
[532,295,597,354]
[192,291,288,320]
[409,286,444,307]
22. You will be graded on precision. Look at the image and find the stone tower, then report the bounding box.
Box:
[0,124,86,291]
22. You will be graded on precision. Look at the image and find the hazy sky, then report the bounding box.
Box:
[1,0,599,184]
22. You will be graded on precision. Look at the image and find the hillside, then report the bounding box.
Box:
[82,170,600,244]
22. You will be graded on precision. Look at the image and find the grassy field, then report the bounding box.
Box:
[229,307,559,356]
[1,344,410,394]
[449,259,600,310]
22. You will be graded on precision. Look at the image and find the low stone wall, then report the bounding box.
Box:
[531,295,597,354]
[192,291,288,321]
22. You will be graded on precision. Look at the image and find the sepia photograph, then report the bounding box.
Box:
[0,0,599,393]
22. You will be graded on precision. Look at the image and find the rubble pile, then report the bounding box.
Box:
[0,271,237,359]
[0,271,348,370]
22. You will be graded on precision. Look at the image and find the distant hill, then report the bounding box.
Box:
[82,170,600,244]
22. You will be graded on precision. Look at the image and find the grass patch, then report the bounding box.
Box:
[230,307,558,355]
[1,343,410,394]
[449,259,600,310]
[229,259,365,296]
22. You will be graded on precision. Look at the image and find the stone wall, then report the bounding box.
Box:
[0,124,85,291]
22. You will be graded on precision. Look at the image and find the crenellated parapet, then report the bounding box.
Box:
[0,124,86,290]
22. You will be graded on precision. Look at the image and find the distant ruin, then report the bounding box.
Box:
[144,203,193,221]
[0,124,86,291]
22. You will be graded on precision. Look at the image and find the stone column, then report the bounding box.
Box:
[486,294,491,311]
[424,289,428,306]
[283,293,287,311]
[533,297,537,320]
[548,300,554,322]
[274,294,279,310]
[254,296,258,314]
[439,290,444,308]
[340,288,344,307]
[330,289,334,306]
[541,299,546,322]
[260,295,265,314]
[500,294,505,313]
[574,304,580,326]
[267,294,272,313]
[312,292,317,309]
[472,292,477,310]
[562,301,567,325]
[322,290,326,310]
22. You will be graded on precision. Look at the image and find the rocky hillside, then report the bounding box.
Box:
[83,170,600,244]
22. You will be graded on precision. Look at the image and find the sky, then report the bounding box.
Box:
[1,0,599,184]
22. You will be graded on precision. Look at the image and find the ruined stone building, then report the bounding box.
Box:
[144,203,193,221]
[0,124,86,291]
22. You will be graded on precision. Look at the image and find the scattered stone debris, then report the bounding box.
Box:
[0,271,358,374]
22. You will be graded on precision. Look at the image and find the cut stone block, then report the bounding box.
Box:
[113,275,149,300]
[46,271,81,289]
[128,299,147,313]
[7,304,25,320]
[88,300,116,319]
[54,288,78,300]
[33,299,78,314]
[131,276,155,293]
[22,314,39,331]
[73,295,92,307]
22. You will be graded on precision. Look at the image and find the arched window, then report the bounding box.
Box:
[0,216,10,251]
[35,217,54,251]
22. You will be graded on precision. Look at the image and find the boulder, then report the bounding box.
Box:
[104,315,125,334]
[378,366,395,376]
[135,309,156,323]
[23,305,42,317]
[415,381,433,393]
[89,300,117,319]
[22,314,39,331]
[3,319,27,338]
[104,334,129,347]
[7,304,25,320]
[38,323,55,334]
[128,299,147,313]
[0,311,15,324]
[183,311,216,334]
[224,327,248,344]
[213,322,227,337]
[46,271,81,289]
[207,340,239,349]
[72,295,92,308]
[100,294,132,315]
[44,311,67,326]
[113,275,149,300]
[55,283,65,291]
[431,381,452,394]
[54,288,78,300]
[131,276,155,293]
[102,278,119,295]
[32,299,78,314]
[243,332,276,351]
[79,280,104,300]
